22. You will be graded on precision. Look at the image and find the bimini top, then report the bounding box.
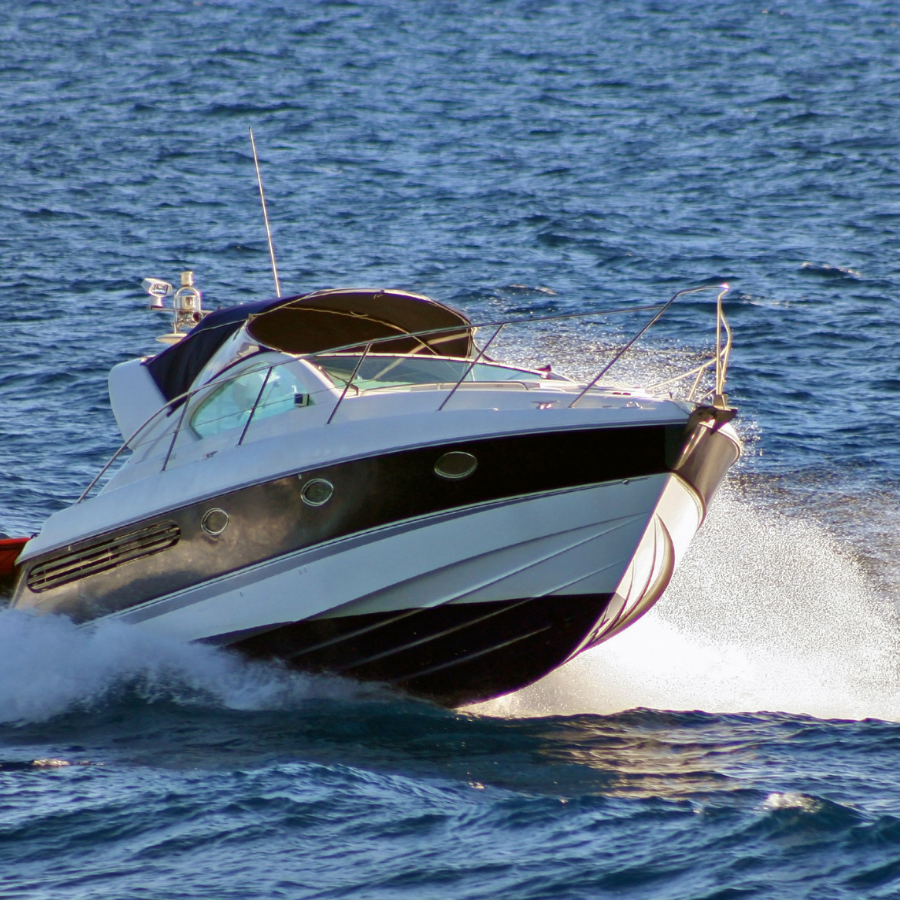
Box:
[145,287,474,402]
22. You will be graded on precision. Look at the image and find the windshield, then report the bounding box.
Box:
[191,359,313,438]
[314,354,562,391]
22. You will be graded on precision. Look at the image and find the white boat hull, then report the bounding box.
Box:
[13,415,738,705]
[104,473,701,705]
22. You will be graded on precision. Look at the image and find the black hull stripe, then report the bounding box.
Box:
[116,481,634,627]
[319,599,535,673]
[228,594,614,707]
[15,424,689,622]
[389,625,553,684]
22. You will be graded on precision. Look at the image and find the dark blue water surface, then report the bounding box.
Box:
[3,1,900,897]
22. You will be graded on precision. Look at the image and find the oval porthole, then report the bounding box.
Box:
[434,451,478,481]
[301,478,334,507]
[201,508,229,536]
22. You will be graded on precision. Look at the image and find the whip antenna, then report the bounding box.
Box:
[249,128,282,298]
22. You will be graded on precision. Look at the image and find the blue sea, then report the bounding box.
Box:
[2,1,900,897]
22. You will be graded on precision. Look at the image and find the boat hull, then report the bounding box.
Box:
[232,595,614,708]
[12,419,739,705]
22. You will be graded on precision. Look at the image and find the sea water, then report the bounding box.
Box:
[2,1,900,897]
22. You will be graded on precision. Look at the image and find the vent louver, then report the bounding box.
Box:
[27,522,181,593]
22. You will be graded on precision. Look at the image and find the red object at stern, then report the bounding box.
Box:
[0,538,28,580]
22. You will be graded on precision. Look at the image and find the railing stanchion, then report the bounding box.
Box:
[238,365,273,446]
[161,399,191,472]
[326,342,371,425]
[688,364,708,402]
[715,289,723,394]
[714,284,732,400]
[438,324,505,412]
[77,408,167,502]
[568,285,724,409]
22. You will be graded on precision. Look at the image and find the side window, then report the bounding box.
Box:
[191,364,311,438]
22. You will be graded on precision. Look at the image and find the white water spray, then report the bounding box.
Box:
[470,487,900,721]
[4,486,898,725]
[0,610,376,725]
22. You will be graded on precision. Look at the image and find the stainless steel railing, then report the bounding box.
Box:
[77,284,732,502]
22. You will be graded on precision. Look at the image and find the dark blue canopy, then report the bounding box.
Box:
[144,295,288,402]
[144,288,473,403]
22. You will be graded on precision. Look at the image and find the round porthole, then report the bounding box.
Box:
[434,451,478,481]
[201,508,229,536]
[301,478,334,507]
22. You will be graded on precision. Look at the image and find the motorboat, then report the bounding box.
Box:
[9,274,740,706]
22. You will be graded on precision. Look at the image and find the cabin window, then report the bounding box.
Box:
[315,354,559,391]
[191,362,312,438]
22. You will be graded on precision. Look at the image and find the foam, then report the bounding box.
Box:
[0,609,373,725]
[5,486,897,725]
[469,489,900,721]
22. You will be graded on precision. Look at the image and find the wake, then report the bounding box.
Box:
[471,487,900,721]
[0,610,375,725]
[4,486,898,726]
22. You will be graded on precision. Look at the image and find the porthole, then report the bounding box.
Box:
[434,451,478,481]
[201,508,229,536]
[301,478,334,507]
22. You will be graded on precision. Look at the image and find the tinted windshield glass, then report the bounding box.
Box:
[191,362,312,438]
[316,355,551,390]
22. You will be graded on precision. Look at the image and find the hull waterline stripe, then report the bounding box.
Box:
[325,599,535,673]
[388,625,553,684]
[225,593,614,706]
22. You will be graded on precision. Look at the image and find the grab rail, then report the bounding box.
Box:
[326,341,372,426]
[568,285,729,408]
[77,285,732,502]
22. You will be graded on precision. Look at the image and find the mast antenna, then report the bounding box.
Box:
[249,128,282,298]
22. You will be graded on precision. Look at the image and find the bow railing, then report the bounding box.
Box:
[77,284,732,502]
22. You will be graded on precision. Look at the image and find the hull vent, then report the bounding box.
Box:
[27,522,181,593]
